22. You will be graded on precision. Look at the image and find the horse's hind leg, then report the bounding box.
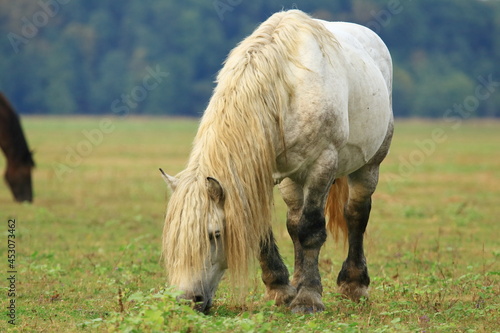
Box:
[259,231,297,306]
[337,164,378,301]
[337,122,393,302]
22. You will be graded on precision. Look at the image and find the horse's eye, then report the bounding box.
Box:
[210,230,221,240]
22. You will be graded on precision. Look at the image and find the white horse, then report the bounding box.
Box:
[162,9,393,314]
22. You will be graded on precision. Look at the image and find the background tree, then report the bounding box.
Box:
[0,0,498,117]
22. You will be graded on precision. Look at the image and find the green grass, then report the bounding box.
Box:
[1,117,498,332]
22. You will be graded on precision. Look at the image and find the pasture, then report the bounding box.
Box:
[1,117,498,332]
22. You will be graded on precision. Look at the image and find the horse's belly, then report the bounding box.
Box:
[336,80,392,176]
[275,91,390,181]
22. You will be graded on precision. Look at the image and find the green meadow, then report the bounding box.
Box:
[1,117,498,332]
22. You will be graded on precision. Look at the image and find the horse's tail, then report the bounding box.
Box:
[325,177,349,244]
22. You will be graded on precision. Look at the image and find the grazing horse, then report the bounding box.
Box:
[162,10,393,314]
[0,93,35,202]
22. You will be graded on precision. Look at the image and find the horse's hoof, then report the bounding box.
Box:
[265,285,297,306]
[289,288,324,314]
[290,303,325,314]
[338,282,369,302]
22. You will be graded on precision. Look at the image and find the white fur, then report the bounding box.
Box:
[162,10,393,313]
[274,20,393,183]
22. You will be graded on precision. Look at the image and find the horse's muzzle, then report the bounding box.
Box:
[178,293,212,314]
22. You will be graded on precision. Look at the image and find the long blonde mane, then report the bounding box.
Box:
[163,10,339,290]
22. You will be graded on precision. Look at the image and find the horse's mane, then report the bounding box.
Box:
[163,10,339,290]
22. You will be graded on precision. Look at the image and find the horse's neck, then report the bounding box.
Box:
[0,104,32,165]
[0,127,17,162]
[0,130,32,167]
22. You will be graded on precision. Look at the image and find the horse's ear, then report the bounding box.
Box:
[206,177,224,204]
[159,168,178,192]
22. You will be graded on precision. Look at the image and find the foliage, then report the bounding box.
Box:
[0,0,498,117]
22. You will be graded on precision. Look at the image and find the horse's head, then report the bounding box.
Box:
[5,162,33,203]
[161,169,228,313]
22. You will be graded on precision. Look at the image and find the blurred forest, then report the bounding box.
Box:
[0,0,499,117]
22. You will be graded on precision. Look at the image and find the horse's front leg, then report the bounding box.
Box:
[259,231,297,306]
[280,163,335,313]
[287,205,329,313]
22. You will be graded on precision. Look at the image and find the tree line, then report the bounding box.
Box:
[0,0,498,117]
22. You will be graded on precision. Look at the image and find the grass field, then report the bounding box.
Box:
[1,117,498,332]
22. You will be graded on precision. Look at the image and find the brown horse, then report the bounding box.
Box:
[0,93,35,202]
